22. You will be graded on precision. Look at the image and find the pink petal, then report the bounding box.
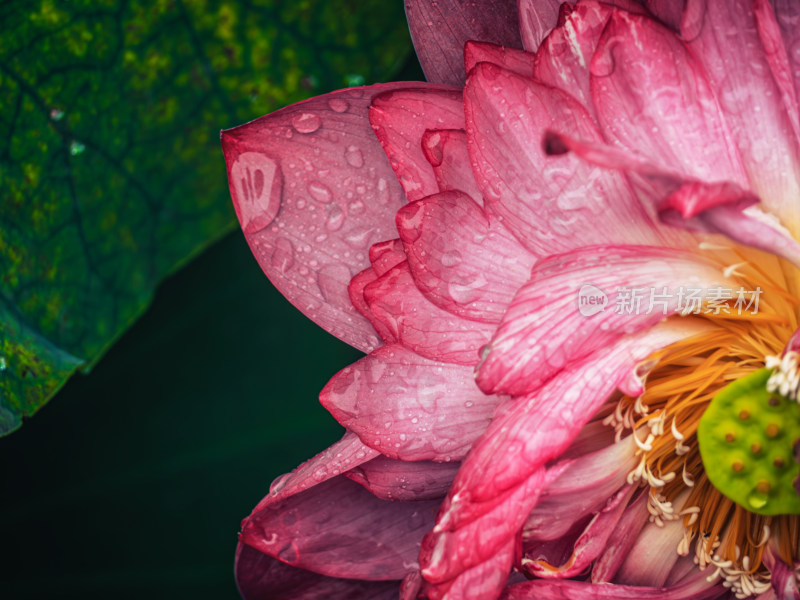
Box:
[591,10,749,188]
[369,87,464,202]
[235,543,399,600]
[518,0,573,52]
[263,432,379,507]
[396,190,535,323]
[404,0,522,87]
[763,546,800,600]
[319,344,502,462]
[524,436,638,542]
[500,578,727,600]
[464,62,663,258]
[546,131,800,265]
[754,0,800,138]
[221,84,413,353]
[524,485,635,579]
[642,0,686,30]
[772,0,800,120]
[348,268,397,343]
[345,456,460,501]
[464,41,535,77]
[240,476,438,581]
[423,540,517,600]
[615,514,687,586]
[682,0,800,234]
[420,323,702,596]
[364,262,495,365]
[476,245,728,397]
[420,129,483,204]
[369,238,406,276]
[591,490,651,582]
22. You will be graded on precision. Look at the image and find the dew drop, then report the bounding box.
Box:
[441,250,463,267]
[344,145,364,168]
[327,97,349,113]
[69,140,85,156]
[291,112,321,133]
[308,181,333,203]
[348,200,365,215]
[271,237,295,274]
[317,263,351,304]
[325,203,345,231]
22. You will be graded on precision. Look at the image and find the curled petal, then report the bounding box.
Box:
[404,0,522,87]
[397,190,535,323]
[421,129,484,203]
[465,62,663,258]
[320,344,502,462]
[364,262,495,365]
[264,432,378,506]
[476,245,727,397]
[222,84,415,353]
[421,321,707,596]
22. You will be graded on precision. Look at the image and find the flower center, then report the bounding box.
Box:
[605,254,800,598]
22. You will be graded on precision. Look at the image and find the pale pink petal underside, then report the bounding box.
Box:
[221,84,414,353]
[404,0,522,86]
[319,344,502,462]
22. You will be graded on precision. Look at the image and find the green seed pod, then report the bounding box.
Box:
[697,368,800,516]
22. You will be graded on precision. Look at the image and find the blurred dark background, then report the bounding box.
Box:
[0,4,425,599]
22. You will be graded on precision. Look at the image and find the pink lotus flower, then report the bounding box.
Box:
[222,1,800,598]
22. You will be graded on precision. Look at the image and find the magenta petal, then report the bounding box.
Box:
[369,87,464,202]
[464,62,663,257]
[500,578,727,600]
[369,238,406,276]
[263,432,379,506]
[421,129,483,204]
[763,547,800,600]
[364,262,495,365]
[404,0,522,87]
[476,245,726,397]
[346,456,460,501]
[397,190,535,323]
[235,543,398,600]
[773,0,800,118]
[518,0,573,52]
[524,485,635,579]
[591,10,748,188]
[420,323,701,595]
[524,436,638,542]
[240,476,438,581]
[464,41,535,78]
[221,84,415,353]
[591,490,650,583]
[319,344,502,461]
[682,0,800,233]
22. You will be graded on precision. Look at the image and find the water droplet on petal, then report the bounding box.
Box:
[271,237,295,274]
[441,250,463,267]
[344,145,364,168]
[231,152,282,233]
[308,181,333,203]
[327,97,349,113]
[317,263,351,304]
[325,203,345,231]
[291,112,321,133]
[348,200,365,215]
